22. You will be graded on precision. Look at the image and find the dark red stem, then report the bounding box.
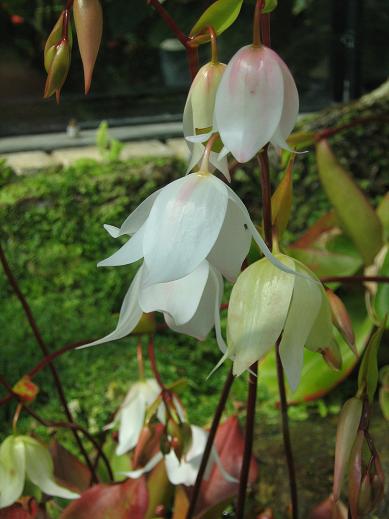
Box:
[235,362,258,518]
[276,339,299,518]
[0,244,94,476]
[315,116,389,141]
[321,275,389,284]
[186,368,235,519]
[147,0,189,47]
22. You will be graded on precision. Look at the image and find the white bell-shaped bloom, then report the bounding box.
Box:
[106,379,164,456]
[122,425,237,487]
[80,260,227,353]
[0,435,79,508]
[183,61,230,180]
[220,253,334,391]
[98,171,297,286]
[214,44,299,163]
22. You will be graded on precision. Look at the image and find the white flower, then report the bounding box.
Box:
[80,260,227,352]
[98,171,296,286]
[183,61,229,179]
[122,425,236,487]
[106,379,163,456]
[214,44,299,162]
[0,435,79,508]
[221,253,334,390]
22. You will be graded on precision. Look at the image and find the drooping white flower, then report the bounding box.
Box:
[221,253,334,390]
[106,379,164,456]
[183,61,229,179]
[80,260,227,352]
[122,425,236,487]
[214,44,299,163]
[0,435,79,508]
[98,171,297,286]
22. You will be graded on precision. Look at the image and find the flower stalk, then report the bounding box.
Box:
[253,0,264,47]
[0,244,94,478]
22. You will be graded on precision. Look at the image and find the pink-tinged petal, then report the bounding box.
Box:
[78,267,143,349]
[279,274,322,391]
[215,45,284,162]
[164,264,222,341]
[143,173,228,285]
[97,225,144,267]
[207,196,251,281]
[139,261,209,326]
[270,50,299,149]
[0,436,25,508]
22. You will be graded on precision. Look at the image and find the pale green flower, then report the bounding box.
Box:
[221,253,334,390]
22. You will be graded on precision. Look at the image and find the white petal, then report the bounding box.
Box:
[225,184,301,278]
[164,264,221,340]
[186,131,213,144]
[118,189,162,236]
[122,452,163,479]
[227,256,295,376]
[104,224,120,238]
[165,426,207,486]
[186,143,204,174]
[211,268,227,353]
[207,198,251,281]
[0,436,25,508]
[142,173,228,285]
[210,151,231,182]
[279,274,322,391]
[218,146,229,161]
[270,51,299,150]
[215,45,284,162]
[23,437,79,499]
[97,225,145,267]
[78,267,143,349]
[116,394,146,455]
[139,261,209,326]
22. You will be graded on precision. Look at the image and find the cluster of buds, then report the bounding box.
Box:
[43,0,103,100]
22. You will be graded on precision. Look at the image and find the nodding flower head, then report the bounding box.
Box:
[215,44,299,163]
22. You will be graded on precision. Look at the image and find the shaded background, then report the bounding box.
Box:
[0,0,388,137]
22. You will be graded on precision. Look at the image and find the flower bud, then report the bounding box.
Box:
[132,425,155,468]
[326,288,356,356]
[44,39,71,100]
[320,342,342,371]
[333,397,363,501]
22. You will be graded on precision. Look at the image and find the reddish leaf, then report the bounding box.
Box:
[49,440,91,492]
[192,416,258,517]
[291,212,336,249]
[73,0,103,94]
[309,496,347,519]
[60,478,148,519]
[0,499,38,519]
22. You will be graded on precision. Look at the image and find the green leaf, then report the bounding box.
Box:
[379,366,389,421]
[316,139,383,265]
[357,318,387,402]
[258,289,374,403]
[374,248,389,324]
[190,0,244,39]
[271,155,293,240]
[377,192,389,241]
[262,0,278,14]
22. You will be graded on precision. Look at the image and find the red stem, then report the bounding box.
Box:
[186,368,234,518]
[61,9,70,40]
[315,116,389,141]
[0,244,94,476]
[148,0,189,47]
